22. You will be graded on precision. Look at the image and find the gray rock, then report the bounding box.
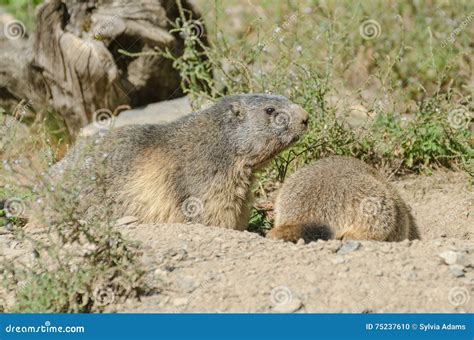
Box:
[80,96,193,137]
[337,241,361,255]
[438,251,467,266]
[449,264,465,277]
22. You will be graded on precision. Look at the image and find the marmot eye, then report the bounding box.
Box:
[265,107,275,114]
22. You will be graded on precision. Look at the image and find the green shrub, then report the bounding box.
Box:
[0,120,147,313]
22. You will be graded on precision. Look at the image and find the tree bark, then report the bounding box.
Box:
[0,0,206,136]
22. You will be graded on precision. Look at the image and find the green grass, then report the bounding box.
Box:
[174,0,473,176]
[0,113,147,313]
[0,0,41,31]
[0,168,147,313]
[2,0,471,175]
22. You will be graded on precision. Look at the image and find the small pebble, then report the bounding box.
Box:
[337,241,361,255]
[449,264,465,278]
[406,271,417,281]
[273,298,302,313]
[326,241,342,253]
[332,256,345,264]
[400,239,411,247]
[296,239,305,246]
[438,251,467,266]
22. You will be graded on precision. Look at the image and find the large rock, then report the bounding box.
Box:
[79,96,192,136]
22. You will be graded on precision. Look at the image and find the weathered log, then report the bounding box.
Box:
[0,0,207,136]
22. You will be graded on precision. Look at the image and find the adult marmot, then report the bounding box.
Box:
[47,94,309,230]
[267,156,420,242]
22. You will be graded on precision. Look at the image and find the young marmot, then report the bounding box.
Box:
[48,94,309,230]
[267,156,420,242]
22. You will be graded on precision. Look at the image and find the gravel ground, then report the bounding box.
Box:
[1,170,472,313]
[110,170,473,313]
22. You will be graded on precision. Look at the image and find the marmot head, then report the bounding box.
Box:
[221,94,309,168]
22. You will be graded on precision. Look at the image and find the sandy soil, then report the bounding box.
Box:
[1,170,473,313]
[109,170,473,313]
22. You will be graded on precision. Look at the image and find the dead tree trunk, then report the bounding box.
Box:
[0,0,207,136]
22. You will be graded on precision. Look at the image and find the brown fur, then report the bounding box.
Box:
[48,94,309,229]
[120,148,254,229]
[267,156,420,242]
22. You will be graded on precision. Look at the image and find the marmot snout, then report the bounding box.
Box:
[268,156,420,242]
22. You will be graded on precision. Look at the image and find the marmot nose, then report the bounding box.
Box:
[290,104,309,129]
[299,109,309,127]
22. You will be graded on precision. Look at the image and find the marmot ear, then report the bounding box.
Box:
[230,102,244,119]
